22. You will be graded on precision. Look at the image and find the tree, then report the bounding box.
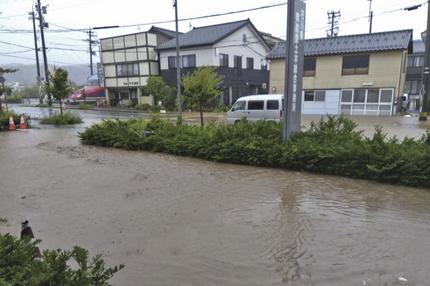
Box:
[182,67,223,126]
[0,67,18,113]
[45,68,72,115]
[0,233,124,286]
[145,76,176,110]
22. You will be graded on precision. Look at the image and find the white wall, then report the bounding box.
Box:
[214,25,269,70]
[302,90,340,115]
[159,24,270,70]
[159,47,214,70]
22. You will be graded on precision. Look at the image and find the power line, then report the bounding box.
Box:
[327,11,341,37]
[0,49,34,55]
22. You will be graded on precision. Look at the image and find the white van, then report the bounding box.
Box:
[226,94,283,124]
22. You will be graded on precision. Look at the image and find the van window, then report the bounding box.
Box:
[247,100,264,110]
[267,100,279,110]
[231,101,246,111]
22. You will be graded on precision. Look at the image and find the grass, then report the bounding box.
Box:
[36,103,50,108]
[78,103,92,110]
[40,112,83,125]
[79,116,430,189]
[5,95,23,104]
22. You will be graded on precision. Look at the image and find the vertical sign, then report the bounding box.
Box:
[283,0,306,140]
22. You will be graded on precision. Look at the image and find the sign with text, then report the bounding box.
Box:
[283,0,306,139]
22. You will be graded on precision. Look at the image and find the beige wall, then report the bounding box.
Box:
[270,50,407,101]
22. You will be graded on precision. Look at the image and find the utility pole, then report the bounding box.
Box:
[283,0,306,140]
[420,0,430,121]
[368,0,373,34]
[327,10,340,37]
[29,11,42,103]
[36,0,51,105]
[86,29,97,76]
[173,0,182,120]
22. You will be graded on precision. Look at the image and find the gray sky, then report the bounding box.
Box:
[0,0,427,65]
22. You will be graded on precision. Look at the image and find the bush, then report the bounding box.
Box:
[0,233,123,286]
[213,104,230,112]
[40,112,83,125]
[36,103,49,108]
[0,111,20,131]
[78,103,92,110]
[135,103,151,112]
[80,116,430,188]
[150,105,161,113]
[5,95,23,104]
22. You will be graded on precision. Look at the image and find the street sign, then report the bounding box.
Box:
[283,0,306,139]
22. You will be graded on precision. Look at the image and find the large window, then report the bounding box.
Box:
[246,57,254,70]
[342,55,369,75]
[407,55,424,67]
[247,100,264,110]
[168,56,177,69]
[304,90,325,102]
[341,88,394,116]
[304,58,316,77]
[182,55,196,68]
[219,53,229,67]
[116,63,139,77]
[234,56,242,69]
[405,80,421,94]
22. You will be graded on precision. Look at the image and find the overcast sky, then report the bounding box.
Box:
[0,0,427,66]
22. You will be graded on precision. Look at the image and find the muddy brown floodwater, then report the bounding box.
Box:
[1,127,430,286]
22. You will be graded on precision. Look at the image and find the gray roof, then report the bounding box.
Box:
[267,30,413,59]
[413,39,425,54]
[148,26,181,39]
[157,19,266,50]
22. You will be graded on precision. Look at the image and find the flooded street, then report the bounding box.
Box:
[1,124,430,285]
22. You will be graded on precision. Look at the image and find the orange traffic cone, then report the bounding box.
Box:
[8,116,16,131]
[19,114,28,129]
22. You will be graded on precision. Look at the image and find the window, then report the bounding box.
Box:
[304,58,316,76]
[304,90,314,101]
[219,53,229,67]
[314,91,325,101]
[234,56,242,69]
[405,80,420,94]
[342,55,369,75]
[408,55,424,67]
[242,34,247,43]
[367,89,379,103]
[116,63,139,76]
[304,90,325,102]
[353,89,366,102]
[182,55,196,68]
[267,100,279,110]
[341,90,353,102]
[168,56,176,69]
[232,100,246,111]
[246,57,254,70]
[247,100,264,110]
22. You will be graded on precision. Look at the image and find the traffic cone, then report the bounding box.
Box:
[19,114,28,129]
[8,116,16,131]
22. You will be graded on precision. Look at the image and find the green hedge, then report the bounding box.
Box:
[40,112,83,125]
[0,233,123,286]
[79,116,430,188]
[5,95,23,104]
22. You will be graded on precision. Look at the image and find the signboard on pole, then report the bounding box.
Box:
[283,0,306,139]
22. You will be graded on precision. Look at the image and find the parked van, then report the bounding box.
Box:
[226,94,283,124]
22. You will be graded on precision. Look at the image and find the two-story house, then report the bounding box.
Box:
[156,19,271,105]
[405,39,425,111]
[100,26,178,106]
[268,30,413,116]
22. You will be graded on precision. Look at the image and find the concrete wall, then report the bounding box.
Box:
[270,51,406,101]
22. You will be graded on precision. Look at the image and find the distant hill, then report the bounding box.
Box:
[1,64,95,87]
